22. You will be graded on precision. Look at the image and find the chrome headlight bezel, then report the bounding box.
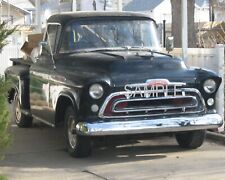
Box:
[89,84,104,99]
[203,79,216,94]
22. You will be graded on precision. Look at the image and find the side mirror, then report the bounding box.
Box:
[166,36,174,53]
[39,41,50,55]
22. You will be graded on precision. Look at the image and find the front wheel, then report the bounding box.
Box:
[175,130,206,149]
[64,106,91,158]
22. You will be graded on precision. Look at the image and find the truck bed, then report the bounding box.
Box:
[5,58,31,109]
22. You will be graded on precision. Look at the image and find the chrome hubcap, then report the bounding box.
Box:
[15,100,21,123]
[68,115,77,149]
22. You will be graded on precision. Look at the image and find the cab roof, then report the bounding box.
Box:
[47,11,155,26]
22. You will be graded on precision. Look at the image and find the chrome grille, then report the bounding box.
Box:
[99,88,206,119]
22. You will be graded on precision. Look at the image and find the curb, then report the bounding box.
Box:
[206,131,225,145]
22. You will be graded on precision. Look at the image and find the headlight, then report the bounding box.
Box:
[203,79,216,94]
[89,84,104,99]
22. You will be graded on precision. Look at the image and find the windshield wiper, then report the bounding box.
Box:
[79,48,127,60]
[72,46,172,59]
[150,50,172,58]
[84,47,129,52]
[126,46,173,58]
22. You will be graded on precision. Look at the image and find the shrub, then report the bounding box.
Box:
[0,78,11,157]
[0,175,7,180]
[0,21,16,51]
[0,21,16,157]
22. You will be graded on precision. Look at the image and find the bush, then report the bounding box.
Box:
[0,21,16,50]
[0,77,11,157]
[0,21,17,179]
[0,175,7,180]
[0,21,16,157]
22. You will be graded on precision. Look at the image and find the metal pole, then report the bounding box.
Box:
[117,0,122,11]
[7,0,9,24]
[163,20,166,48]
[0,0,2,23]
[35,0,41,33]
[182,0,188,63]
[8,0,10,23]
[72,0,76,11]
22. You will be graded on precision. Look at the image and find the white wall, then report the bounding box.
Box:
[0,45,21,76]
[167,45,224,131]
[195,7,209,23]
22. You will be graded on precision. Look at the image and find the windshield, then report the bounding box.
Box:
[60,19,160,53]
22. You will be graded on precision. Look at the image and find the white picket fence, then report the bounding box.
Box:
[0,45,21,76]
[169,45,224,130]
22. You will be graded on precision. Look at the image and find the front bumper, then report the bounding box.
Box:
[76,114,223,136]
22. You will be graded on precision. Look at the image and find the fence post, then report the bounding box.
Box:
[215,44,224,132]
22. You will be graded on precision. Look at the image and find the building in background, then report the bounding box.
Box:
[8,0,35,24]
[2,0,225,47]
[0,0,36,46]
[123,0,225,47]
[0,0,31,25]
[198,0,225,47]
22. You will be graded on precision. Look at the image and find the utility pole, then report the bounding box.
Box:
[7,0,10,24]
[163,19,166,47]
[117,0,122,11]
[35,0,41,32]
[104,0,107,11]
[182,0,188,63]
[72,0,76,11]
[0,0,2,23]
[93,0,97,11]
[209,0,215,22]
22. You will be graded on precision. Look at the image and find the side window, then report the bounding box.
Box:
[45,24,60,53]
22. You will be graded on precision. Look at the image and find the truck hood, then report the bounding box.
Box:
[56,51,198,87]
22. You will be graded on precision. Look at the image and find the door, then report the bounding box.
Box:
[30,23,61,125]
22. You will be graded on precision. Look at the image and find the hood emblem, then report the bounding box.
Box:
[146,79,170,86]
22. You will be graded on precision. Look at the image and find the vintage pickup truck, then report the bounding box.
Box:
[5,12,223,157]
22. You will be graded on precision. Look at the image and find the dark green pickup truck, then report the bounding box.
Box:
[5,12,223,157]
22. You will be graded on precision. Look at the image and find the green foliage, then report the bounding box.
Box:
[0,175,7,180]
[0,77,11,157]
[0,21,17,51]
[0,21,16,156]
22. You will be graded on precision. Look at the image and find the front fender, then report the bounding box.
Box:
[51,85,81,111]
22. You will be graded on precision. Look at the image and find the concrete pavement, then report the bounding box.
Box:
[1,121,225,180]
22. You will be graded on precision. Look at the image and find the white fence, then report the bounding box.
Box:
[169,45,224,130]
[0,45,21,76]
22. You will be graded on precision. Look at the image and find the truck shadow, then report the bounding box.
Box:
[0,120,191,170]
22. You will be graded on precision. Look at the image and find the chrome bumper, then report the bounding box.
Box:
[76,114,223,136]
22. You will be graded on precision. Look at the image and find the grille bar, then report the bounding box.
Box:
[99,88,206,119]
[112,96,198,113]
